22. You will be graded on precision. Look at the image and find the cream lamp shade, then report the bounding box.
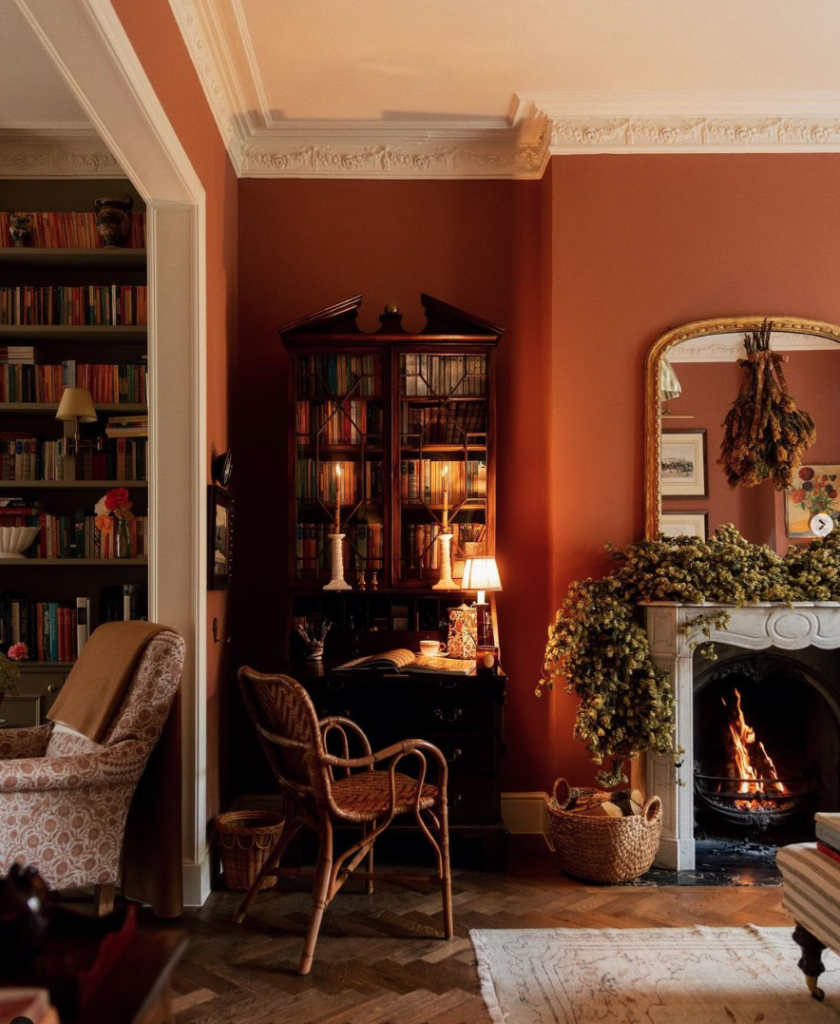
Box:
[462,556,502,604]
[56,387,97,423]
[659,356,682,402]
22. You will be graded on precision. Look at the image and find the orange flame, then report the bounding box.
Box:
[722,689,787,812]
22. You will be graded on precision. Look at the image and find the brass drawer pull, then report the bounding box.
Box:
[445,748,463,763]
[47,683,64,694]
[433,707,462,723]
[450,793,463,807]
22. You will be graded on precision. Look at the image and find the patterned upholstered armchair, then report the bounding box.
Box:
[0,630,184,913]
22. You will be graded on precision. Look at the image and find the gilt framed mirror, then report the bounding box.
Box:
[645,316,840,548]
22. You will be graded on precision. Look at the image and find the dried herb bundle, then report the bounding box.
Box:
[718,320,816,489]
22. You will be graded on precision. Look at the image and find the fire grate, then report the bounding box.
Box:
[695,767,819,830]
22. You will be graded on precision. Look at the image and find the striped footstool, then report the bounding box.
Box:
[777,842,840,1001]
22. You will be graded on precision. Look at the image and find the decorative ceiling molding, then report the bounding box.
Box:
[0,125,122,178]
[669,332,839,363]
[166,0,840,179]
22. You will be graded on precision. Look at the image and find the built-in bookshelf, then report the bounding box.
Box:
[280,294,501,590]
[0,181,149,694]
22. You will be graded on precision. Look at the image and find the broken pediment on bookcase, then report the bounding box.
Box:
[278,294,505,344]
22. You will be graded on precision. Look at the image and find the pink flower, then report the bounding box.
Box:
[7,642,28,661]
[104,487,130,511]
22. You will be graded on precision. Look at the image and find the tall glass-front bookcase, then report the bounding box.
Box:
[280,294,502,592]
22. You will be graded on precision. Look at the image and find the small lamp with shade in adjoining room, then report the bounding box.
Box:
[55,387,102,457]
[461,556,502,648]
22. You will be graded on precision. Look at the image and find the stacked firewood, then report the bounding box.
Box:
[565,788,645,818]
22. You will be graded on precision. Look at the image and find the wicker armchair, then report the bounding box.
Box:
[0,630,184,914]
[235,667,454,975]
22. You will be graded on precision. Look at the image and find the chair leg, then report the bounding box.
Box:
[439,802,454,940]
[93,882,116,917]
[299,821,334,976]
[364,822,374,896]
[793,923,827,1000]
[233,818,301,925]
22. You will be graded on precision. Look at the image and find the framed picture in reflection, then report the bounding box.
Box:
[661,511,708,541]
[785,465,840,538]
[660,430,708,497]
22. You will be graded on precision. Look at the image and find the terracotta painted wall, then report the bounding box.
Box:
[112,0,238,820]
[233,178,555,794]
[549,153,840,784]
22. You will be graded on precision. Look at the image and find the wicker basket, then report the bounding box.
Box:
[547,778,662,884]
[215,810,285,892]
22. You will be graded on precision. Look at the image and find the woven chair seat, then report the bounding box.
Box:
[331,770,439,821]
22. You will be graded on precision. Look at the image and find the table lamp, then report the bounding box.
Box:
[462,556,502,647]
[55,387,101,456]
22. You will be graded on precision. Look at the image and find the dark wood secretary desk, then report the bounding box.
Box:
[279,294,507,868]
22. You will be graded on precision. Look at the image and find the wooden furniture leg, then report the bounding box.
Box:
[364,822,374,896]
[793,923,827,1000]
[299,822,334,976]
[94,882,116,917]
[439,801,453,939]
[233,818,301,925]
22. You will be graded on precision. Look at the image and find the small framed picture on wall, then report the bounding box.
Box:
[208,485,234,590]
[660,430,708,497]
[661,511,709,540]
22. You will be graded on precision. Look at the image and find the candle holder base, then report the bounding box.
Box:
[433,531,459,590]
[323,533,352,591]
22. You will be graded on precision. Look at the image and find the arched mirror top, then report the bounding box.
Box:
[645,316,840,545]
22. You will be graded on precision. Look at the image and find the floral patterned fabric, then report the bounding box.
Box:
[0,630,184,891]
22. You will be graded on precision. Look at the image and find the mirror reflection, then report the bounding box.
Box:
[656,324,840,552]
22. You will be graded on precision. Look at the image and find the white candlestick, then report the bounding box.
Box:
[323,533,351,591]
[433,531,458,590]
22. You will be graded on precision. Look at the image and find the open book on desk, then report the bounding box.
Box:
[335,648,474,675]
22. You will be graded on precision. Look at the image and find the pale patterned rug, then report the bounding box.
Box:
[471,927,840,1023]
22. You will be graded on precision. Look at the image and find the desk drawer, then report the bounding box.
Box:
[412,700,495,734]
[447,779,498,825]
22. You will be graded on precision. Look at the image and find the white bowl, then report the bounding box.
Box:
[0,526,41,559]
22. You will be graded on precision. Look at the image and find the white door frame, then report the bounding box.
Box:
[14,0,210,905]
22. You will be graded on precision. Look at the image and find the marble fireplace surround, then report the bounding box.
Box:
[643,602,840,871]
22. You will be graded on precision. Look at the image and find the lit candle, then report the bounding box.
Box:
[335,463,341,534]
[442,463,449,530]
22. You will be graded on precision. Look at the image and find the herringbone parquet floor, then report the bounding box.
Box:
[158,839,790,1024]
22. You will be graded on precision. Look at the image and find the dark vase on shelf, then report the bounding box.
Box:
[9,214,32,247]
[94,195,133,248]
[116,517,132,559]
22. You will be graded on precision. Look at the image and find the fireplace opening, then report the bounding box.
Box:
[690,652,840,882]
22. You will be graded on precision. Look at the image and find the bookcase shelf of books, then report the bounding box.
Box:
[0,185,150,716]
[280,293,501,594]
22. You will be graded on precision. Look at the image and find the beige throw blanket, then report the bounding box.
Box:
[47,620,168,741]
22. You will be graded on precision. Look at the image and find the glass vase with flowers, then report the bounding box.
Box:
[95,487,135,559]
[0,642,28,715]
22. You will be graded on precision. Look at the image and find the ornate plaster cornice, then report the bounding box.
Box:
[0,125,122,178]
[165,0,840,180]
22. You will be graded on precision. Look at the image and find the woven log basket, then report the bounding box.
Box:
[215,810,285,892]
[548,778,662,884]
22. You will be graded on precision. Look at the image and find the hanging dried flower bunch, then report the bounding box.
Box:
[718,320,816,489]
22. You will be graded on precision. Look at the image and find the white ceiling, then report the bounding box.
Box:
[240,0,840,122]
[0,3,120,179]
[0,2,86,125]
[171,0,840,177]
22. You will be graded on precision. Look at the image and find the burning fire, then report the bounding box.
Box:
[721,689,787,812]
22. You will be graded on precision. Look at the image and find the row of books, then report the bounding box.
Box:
[400,401,487,444]
[0,285,148,326]
[0,585,148,662]
[296,399,384,445]
[105,414,148,438]
[295,459,383,503]
[0,210,146,249]
[296,522,386,569]
[401,354,487,397]
[0,361,148,404]
[296,355,382,398]
[399,459,487,502]
[0,507,147,559]
[0,436,147,482]
[0,345,36,364]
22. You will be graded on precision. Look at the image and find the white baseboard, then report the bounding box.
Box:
[182,855,212,907]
